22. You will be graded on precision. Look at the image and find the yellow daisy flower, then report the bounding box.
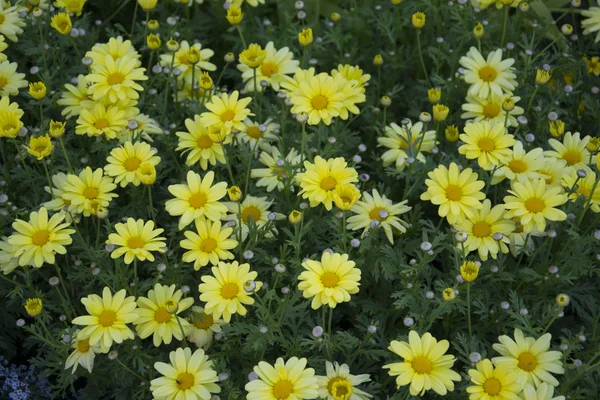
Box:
[492,328,564,387]
[0,61,27,97]
[280,67,316,96]
[121,112,163,142]
[150,347,221,400]
[421,163,486,224]
[477,0,522,9]
[86,54,148,104]
[317,361,372,400]
[347,189,411,244]
[24,135,53,160]
[491,141,547,185]
[538,158,568,188]
[331,64,371,94]
[582,2,600,43]
[296,156,358,211]
[230,0,266,7]
[520,383,565,400]
[71,287,138,353]
[65,331,102,374]
[238,41,299,92]
[245,357,318,400]
[58,74,93,119]
[86,36,141,67]
[8,207,74,268]
[200,90,252,135]
[461,93,524,128]
[459,120,516,170]
[54,0,87,16]
[75,102,128,139]
[545,132,596,171]
[134,283,194,347]
[222,195,284,241]
[0,237,19,275]
[503,178,568,233]
[42,172,72,212]
[466,359,523,400]
[185,306,224,349]
[0,4,26,42]
[378,121,437,171]
[251,148,302,192]
[333,183,361,211]
[159,40,216,80]
[452,200,514,261]
[238,117,280,153]
[0,95,23,138]
[336,74,367,121]
[165,170,228,230]
[62,167,118,217]
[298,252,361,309]
[180,219,238,270]
[289,72,346,126]
[459,47,517,98]
[104,141,161,187]
[176,115,227,170]
[383,330,461,396]
[561,170,600,212]
[198,261,260,323]
[106,218,166,264]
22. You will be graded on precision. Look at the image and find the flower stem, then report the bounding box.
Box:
[58,138,74,173]
[132,258,138,296]
[416,31,430,85]
[130,1,139,38]
[147,186,156,221]
[42,161,54,198]
[235,25,247,48]
[525,86,539,115]
[175,314,189,347]
[467,282,472,339]
[500,6,509,48]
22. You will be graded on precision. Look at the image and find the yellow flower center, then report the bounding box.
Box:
[525,198,545,213]
[93,119,110,130]
[577,186,591,198]
[242,206,261,223]
[562,150,581,166]
[272,380,293,399]
[445,185,462,201]
[518,352,537,371]
[98,310,116,327]
[200,238,218,253]
[246,125,262,139]
[311,94,329,110]
[369,207,386,221]
[189,192,207,209]
[34,145,48,153]
[321,271,340,288]
[220,110,236,122]
[411,356,433,374]
[124,157,141,171]
[194,313,214,329]
[508,159,527,173]
[0,14,5,24]
[176,372,195,390]
[32,230,50,246]
[261,62,278,77]
[197,134,213,149]
[83,187,98,199]
[272,167,285,178]
[483,103,501,118]
[483,377,502,395]
[328,377,353,399]
[0,76,7,88]
[107,72,125,85]
[127,236,145,249]
[479,66,498,82]
[220,282,239,299]
[77,339,91,353]
[154,307,171,323]
[320,176,337,191]
[472,222,491,237]
[478,138,496,152]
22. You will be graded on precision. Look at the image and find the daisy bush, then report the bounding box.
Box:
[2,0,600,399]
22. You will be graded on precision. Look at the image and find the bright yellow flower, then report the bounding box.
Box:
[65,332,101,374]
[8,207,74,268]
[384,331,461,396]
[200,90,252,135]
[186,305,224,349]
[226,4,243,24]
[548,120,565,138]
[62,167,118,217]
[0,4,26,42]
[106,218,166,264]
[466,359,523,400]
[491,141,547,185]
[57,74,92,119]
[176,116,227,170]
[49,120,66,138]
[85,54,147,104]
[298,28,313,46]
[147,33,161,49]
[445,125,459,142]
[72,287,138,353]
[316,361,372,400]
[75,102,128,140]
[29,81,46,99]
[223,195,284,241]
[536,69,551,85]
[86,36,141,67]
[521,383,565,400]
[25,135,53,160]
[181,219,238,270]
[421,163,486,224]
[461,93,524,128]
[198,261,260,323]
[333,184,361,211]
[50,12,72,35]
[245,357,318,400]
[289,72,346,126]
[24,298,43,317]
[239,43,266,68]
[227,186,242,201]
[459,121,516,170]
[134,284,194,347]
[251,148,301,192]
[53,0,87,16]
[459,47,517,98]
[460,261,480,282]
[331,64,371,94]
[585,56,600,76]
[137,0,157,11]
[562,170,600,213]
[545,131,596,171]
[412,12,426,28]
[165,170,228,230]
[0,96,23,138]
[237,41,299,92]
[433,104,449,121]
[138,162,157,185]
[104,141,161,187]
[428,88,441,103]
[378,121,437,171]
[0,61,27,97]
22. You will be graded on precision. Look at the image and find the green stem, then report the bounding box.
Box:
[42,161,54,198]
[500,6,509,48]
[175,314,189,347]
[467,283,472,339]
[147,185,156,221]
[215,62,230,89]
[416,31,430,85]
[525,86,539,115]
[132,258,137,296]
[542,311,560,334]
[115,358,145,381]
[58,138,73,173]
[130,1,139,37]
[235,25,247,48]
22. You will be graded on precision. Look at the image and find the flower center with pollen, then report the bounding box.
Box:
[472,222,491,237]
[220,283,239,299]
[154,307,171,323]
[195,313,214,329]
[321,272,339,288]
[518,352,537,371]
[311,94,329,110]
[320,176,337,191]
[127,236,145,249]
[189,193,207,209]
[93,119,109,130]
[261,62,278,77]
[124,157,141,171]
[562,150,581,166]
[479,66,498,82]
[32,230,50,246]
[0,76,7,88]
[83,187,98,199]
[107,73,125,85]
[242,206,261,223]
[98,310,116,327]
[411,357,433,374]
[483,103,501,118]
[508,159,527,173]
[77,339,91,353]
[220,110,235,122]
[272,380,293,399]
[176,372,194,390]
[197,134,213,149]
[483,377,501,395]
[246,126,262,139]
[445,185,462,201]
[525,198,544,213]
[200,238,218,253]
[478,138,496,152]
[369,207,386,221]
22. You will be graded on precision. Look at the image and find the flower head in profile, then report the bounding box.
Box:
[226,4,243,25]
[245,357,318,400]
[24,298,43,317]
[25,135,53,160]
[316,361,372,400]
[106,218,166,264]
[459,47,517,98]
[459,121,516,170]
[383,331,461,396]
[51,12,72,35]
[239,43,266,68]
[298,28,314,46]
[460,261,480,282]
[29,82,46,100]
[251,148,302,192]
